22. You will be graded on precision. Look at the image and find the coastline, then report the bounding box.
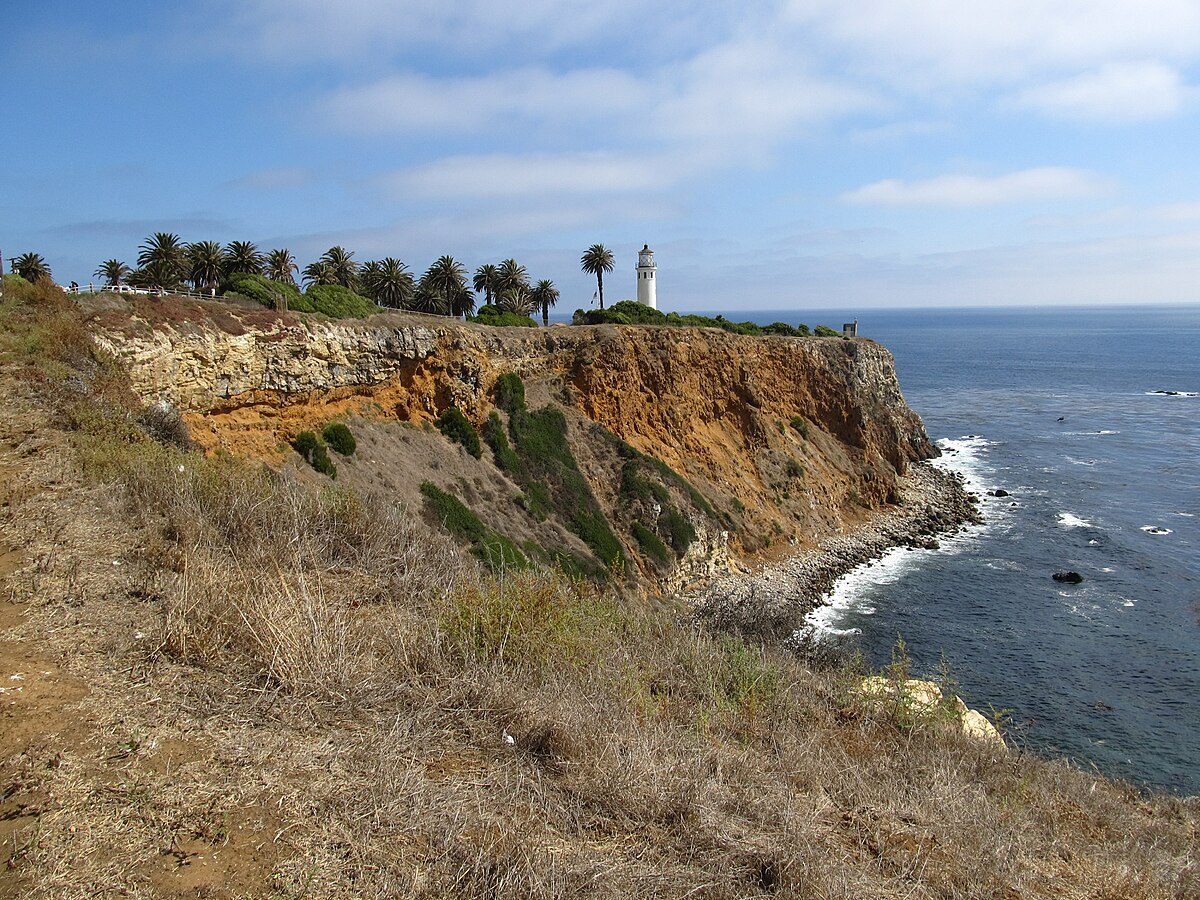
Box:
[693,462,982,642]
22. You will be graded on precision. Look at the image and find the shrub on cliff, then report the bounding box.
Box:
[632,522,669,565]
[321,422,356,456]
[493,373,526,413]
[435,406,482,458]
[814,324,841,337]
[222,273,307,312]
[419,481,526,572]
[303,284,376,319]
[470,304,537,328]
[483,411,521,472]
[293,430,337,478]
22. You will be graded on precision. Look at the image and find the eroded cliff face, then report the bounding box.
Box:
[90,300,936,580]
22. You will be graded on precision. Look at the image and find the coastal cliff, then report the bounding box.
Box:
[89,296,963,600]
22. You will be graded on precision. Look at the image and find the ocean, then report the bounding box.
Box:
[758,304,1199,796]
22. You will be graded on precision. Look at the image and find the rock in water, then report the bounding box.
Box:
[1053,571,1084,584]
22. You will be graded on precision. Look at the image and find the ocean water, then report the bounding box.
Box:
[735,305,1200,795]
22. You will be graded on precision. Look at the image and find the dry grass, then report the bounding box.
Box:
[1,284,1197,898]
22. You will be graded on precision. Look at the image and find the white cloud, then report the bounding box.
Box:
[381,152,679,200]
[1014,62,1189,122]
[842,167,1111,207]
[785,0,1200,86]
[656,35,878,145]
[318,68,642,136]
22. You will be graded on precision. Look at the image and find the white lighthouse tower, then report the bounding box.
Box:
[635,243,657,309]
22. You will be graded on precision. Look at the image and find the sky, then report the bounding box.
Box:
[4,0,1200,312]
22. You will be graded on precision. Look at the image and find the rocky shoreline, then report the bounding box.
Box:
[693,461,982,643]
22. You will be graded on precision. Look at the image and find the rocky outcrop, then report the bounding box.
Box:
[855,676,1006,748]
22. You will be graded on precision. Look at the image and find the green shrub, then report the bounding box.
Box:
[664,505,696,553]
[814,324,840,337]
[420,481,526,572]
[293,431,336,478]
[785,458,804,478]
[632,522,669,565]
[470,305,538,328]
[484,411,521,472]
[493,373,526,413]
[420,481,485,542]
[789,416,810,439]
[321,422,356,456]
[303,284,376,319]
[435,407,482,458]
[222,273,306,312]
[473,531,528,571]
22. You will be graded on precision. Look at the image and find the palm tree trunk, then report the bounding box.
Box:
[597,272,604,309]
[542,301,549,327]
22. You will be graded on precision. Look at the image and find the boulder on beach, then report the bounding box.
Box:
[1053,571,1084,584]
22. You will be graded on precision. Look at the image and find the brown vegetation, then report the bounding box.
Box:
[0,279,1196,898]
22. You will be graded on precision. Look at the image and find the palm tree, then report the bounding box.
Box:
[497,285,536,317]
[301,259,338,287]
[473,263,500,306]
[12,252,52,284]
[531,278,560,327]
[417,256,472,317]
[496,258,529,298]
[580,243,615,310]
[94,259,132,288]
[223,240,264,277]
[136,232,186,290]
[318,246,358,289]
[187,241,225,293]
[360,257,415,308]
[265,249,298,285]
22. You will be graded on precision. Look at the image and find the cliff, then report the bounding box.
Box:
[88,296,939,591]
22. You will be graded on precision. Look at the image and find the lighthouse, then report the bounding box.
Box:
[635,244,657,309]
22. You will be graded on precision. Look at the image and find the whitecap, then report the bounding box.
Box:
[1122,598,1136,607]
[1144,390,1198,397]
[1140,525,1172,535]
[1065,456,1097,467]
[1175,512,1195,518]
[1101,567,1115,573]
[1058,512,1093,528]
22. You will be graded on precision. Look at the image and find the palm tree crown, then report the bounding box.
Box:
[187,241,225,293]
[317,246,358,290]
[265,249,298,285]
[496,258,529,299]
[580,244,615,310]
[360,257,415,308]
[531,278,560,327]
[498,284,536,317]
[418,256,473,317]
[135,233,186,290]
[13,252,52,284]
[94,259,132,287]
[473,263,500,306]
[223,241,264,277]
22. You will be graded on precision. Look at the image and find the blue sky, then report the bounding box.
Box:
[5,0,1200,311]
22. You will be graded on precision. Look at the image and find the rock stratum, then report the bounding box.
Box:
[90,297,972,614]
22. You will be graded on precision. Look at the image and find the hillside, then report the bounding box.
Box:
[86,292,946,597]
[0,281,1195,898]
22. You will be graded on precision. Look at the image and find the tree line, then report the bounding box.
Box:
[8,237,625,326]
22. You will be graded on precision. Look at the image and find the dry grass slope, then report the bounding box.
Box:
[0,279,1196,898]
